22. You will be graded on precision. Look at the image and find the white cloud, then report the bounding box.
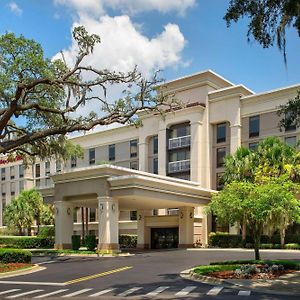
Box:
[8,1,22,15]
[54,0,195,16]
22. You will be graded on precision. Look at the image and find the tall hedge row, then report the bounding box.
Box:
[0,236,54,249]
[0,249,32,263]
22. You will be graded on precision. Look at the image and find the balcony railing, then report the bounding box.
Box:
[168,135,191,150]
[168,159,190,173]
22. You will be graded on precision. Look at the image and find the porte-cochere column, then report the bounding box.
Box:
[54,201,74,249]
[178,206,194,248]
[98,196,119,251]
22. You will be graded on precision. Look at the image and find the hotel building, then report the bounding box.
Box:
[0,70,299,250]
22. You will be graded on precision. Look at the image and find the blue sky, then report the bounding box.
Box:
[1,0,300,93]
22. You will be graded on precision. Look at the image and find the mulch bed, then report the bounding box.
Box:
[0,263,33,273]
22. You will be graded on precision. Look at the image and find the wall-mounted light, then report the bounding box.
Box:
[67,208,71,215]
[99,203,104,212]
[190,212,193,219]
[139,214,142,221]
[55,208,59,215]
[112,203,116,212]
[180,212,184,219]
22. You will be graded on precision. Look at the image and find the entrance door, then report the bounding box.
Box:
[151,227,178,249]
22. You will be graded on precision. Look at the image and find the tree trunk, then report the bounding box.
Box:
[85,207,89,236]
[81,207,85,244]
[242,219,247,241]
[27,226,31,236]
[18,226,23,236]
[280,227,286,249]
[36,213,40,235]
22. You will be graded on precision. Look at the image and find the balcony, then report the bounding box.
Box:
[168,135,191,150]
[168,159,190,173]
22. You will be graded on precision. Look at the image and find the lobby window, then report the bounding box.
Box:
[10,166,15,180]
[130,140,138,158]
[153,158,158,174]
[152,209,158,216]
[216,148,226,168]
[130,160,138,170]
[35,164,40,178]
[109,144,115,161]
[249,115,260,138]
[153,135,158,155]
[216,173,225,191]
[56,161,62,173]
[1,168,5,181]
[10,182,15,197]
[285,111,296,132]
[19,165,24,178]
[71,156,77,168]
[89,148,96,165]
[89,208,96,222]
[285,136,297,148]
[45,161,50,176]
[130,211,137,221]
[19,180,24,192]
[216,123,226,143]
[249,142,259,151]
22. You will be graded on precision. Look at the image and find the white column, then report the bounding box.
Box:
[230,124,242,154]
[54,201,74,249]
[98,196,119,251]
[179,206,194,248]
[201,212,212,247]
[137,210,152,249]
[190,121,203,182]
[158,127,167,176]
[138,139,148,172]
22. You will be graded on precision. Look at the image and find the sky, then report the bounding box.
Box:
[1,0,300,96]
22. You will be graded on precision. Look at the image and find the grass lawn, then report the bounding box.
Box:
[30,249,96,255]
[0,263,33,273]
[193,260,300,276]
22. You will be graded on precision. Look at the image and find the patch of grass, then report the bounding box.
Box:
[193,264,240,275]
[31,249,96,255]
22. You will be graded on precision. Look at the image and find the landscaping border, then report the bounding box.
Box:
[0,264,45,279]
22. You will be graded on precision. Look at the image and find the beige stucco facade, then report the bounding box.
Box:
[1,69,300,249]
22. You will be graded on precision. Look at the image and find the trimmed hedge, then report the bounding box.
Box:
[71,235,81,251]
[0,248,32,263]
[284,243,300,250]
[209,233,242,248]
[119,235,137,248]
[0,236,54,249]
[85,235,96,251]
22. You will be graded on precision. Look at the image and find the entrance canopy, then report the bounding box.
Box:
[49,164,213,209]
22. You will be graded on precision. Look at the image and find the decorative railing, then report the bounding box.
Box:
[168,159,190,173]
[168,135,191,149]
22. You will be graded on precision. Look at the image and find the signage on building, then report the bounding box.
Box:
[0,156,22,165]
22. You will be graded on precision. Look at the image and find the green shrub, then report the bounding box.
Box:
[284,243,300,250]
[260,243,273,249]
[0,236,54,249]
[85,235,96,251]
[0,248,31,263]
[38,226,55,238]
[119,235,137,248]
[71,235,81,250]
[208,232,242,248]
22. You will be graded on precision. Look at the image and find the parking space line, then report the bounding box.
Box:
[89,288,115,297]
[238,290,251,296]
[6,289,43,298]
[34,289,69,298]
[0,290,20,296]
[118,287,142,297]
[175,286,197,296]
[146,286,169,297]
[207,286,223,295]
[62,288,93,298]
[64,266,132,285]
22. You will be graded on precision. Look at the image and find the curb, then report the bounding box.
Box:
[0,264,46,279]
[32,253,133,258]
[180,268,300,296]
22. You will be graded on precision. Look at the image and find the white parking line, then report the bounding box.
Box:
[0,281,65,286]
[238,290,251,296]
[34,289,69,298]
[62,288,93,298]
[118,287,142,297]
[38,261,56,265]
[175,286,197,296]
[146,286,169,297]
[0,290,20,296]
[207,286,223,295]
[6,289,44,298]
[89,288,115,297]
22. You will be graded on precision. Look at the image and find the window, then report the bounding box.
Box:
[249,115,260,138]
[1,168,5,181]
[169,150,190,162]
[109,144,115,161]
[19,165,24,178]
[153,158,158,174]
[285,111,296,132]
[45,161,50,176]
[130,161,138,170]
[35,164,40,178]
[89,208,96,222]
[152,209,158,216]
[130,211,137,220]
[10,182,15,196]
[89,148,95,165]
[73,207,78,223]
[216,173,224,191]
[10,166,15,180]
[153,135,158,155]
[19,181,24,192]
[285,136,297,148]
[216,148,226,168]
[2,198,6,226]
[71,156,77,168]
[1,184,6,196]
[56,161,62,173]
[36,179,40,188]
[249,142,259,151]
[216,123,226,143]
[45,177,51,186]
[130,140,138,158]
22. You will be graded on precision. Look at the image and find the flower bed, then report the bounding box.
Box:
[0,263,33,273]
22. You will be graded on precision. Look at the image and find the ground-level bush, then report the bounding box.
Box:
[71,235,81,250]
[85,235,96,251]
[209,232,242,248]
[37,226,55,238]
[284,243,300,249]
[0,236,54,249]
[0,248,32,263]
[119,235,137,248]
